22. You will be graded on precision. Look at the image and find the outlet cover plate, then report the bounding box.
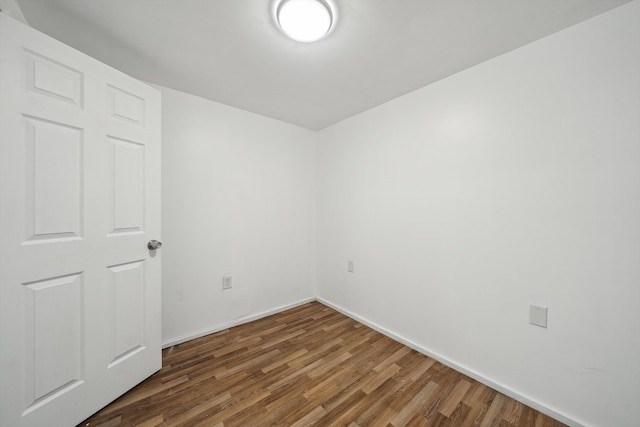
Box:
[222,275,232,290]
[529,305,548,328]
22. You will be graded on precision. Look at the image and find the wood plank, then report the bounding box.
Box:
[480,393,509,427]
[135,415,164,427]
[362,363,402,394]
[289,405,326,427]
[156,391,231,427]
[390,381,440,426]
[439,379,472,417]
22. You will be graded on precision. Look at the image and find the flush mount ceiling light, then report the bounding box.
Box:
[276,0,334,43]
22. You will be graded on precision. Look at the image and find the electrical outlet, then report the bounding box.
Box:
[529,304,548,328]
[222,275,232,290]
[348,260,354,273]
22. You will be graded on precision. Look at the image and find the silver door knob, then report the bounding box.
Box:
[147,240,162,250]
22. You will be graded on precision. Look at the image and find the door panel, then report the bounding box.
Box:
[24,273,83,408]
[0,14,161,427]
[109,135,145,233]
[108,260,145,366]
[26,49,83,107]
[108,84,145,125]
[25,117,83,241]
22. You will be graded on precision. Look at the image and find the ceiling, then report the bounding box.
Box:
[16,0,630,130]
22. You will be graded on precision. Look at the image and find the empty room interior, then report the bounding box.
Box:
[0,0,639,426]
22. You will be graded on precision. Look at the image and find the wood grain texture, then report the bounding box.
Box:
[79,302,566,427]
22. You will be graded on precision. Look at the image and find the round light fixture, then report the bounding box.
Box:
[277,0,333,43]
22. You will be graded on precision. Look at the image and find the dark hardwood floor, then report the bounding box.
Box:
[79,301,566,426]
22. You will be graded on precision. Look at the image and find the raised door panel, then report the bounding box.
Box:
[108,261,145,367]
[107,85,144,126]
[25,50,83,108]
[25,117,83,242]
[108,136,144,234]
[22,273,84,413]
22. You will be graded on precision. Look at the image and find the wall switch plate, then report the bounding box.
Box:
[348,260,354,273]
[529,304,548,328]
[222,275,232,290]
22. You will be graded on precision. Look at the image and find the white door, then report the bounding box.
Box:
[0,14,161,427]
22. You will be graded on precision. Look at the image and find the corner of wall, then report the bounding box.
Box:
[0,0,29,25]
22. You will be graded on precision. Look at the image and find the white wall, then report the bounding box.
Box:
[317,2,640,427]
[0,0,28,24]
[159,85,317,345]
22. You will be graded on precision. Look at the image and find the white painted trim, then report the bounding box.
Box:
[316,296,586,427]
[161,297,316,348]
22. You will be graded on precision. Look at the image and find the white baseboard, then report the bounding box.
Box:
[316,296,586,427]
[161,297,316,348]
